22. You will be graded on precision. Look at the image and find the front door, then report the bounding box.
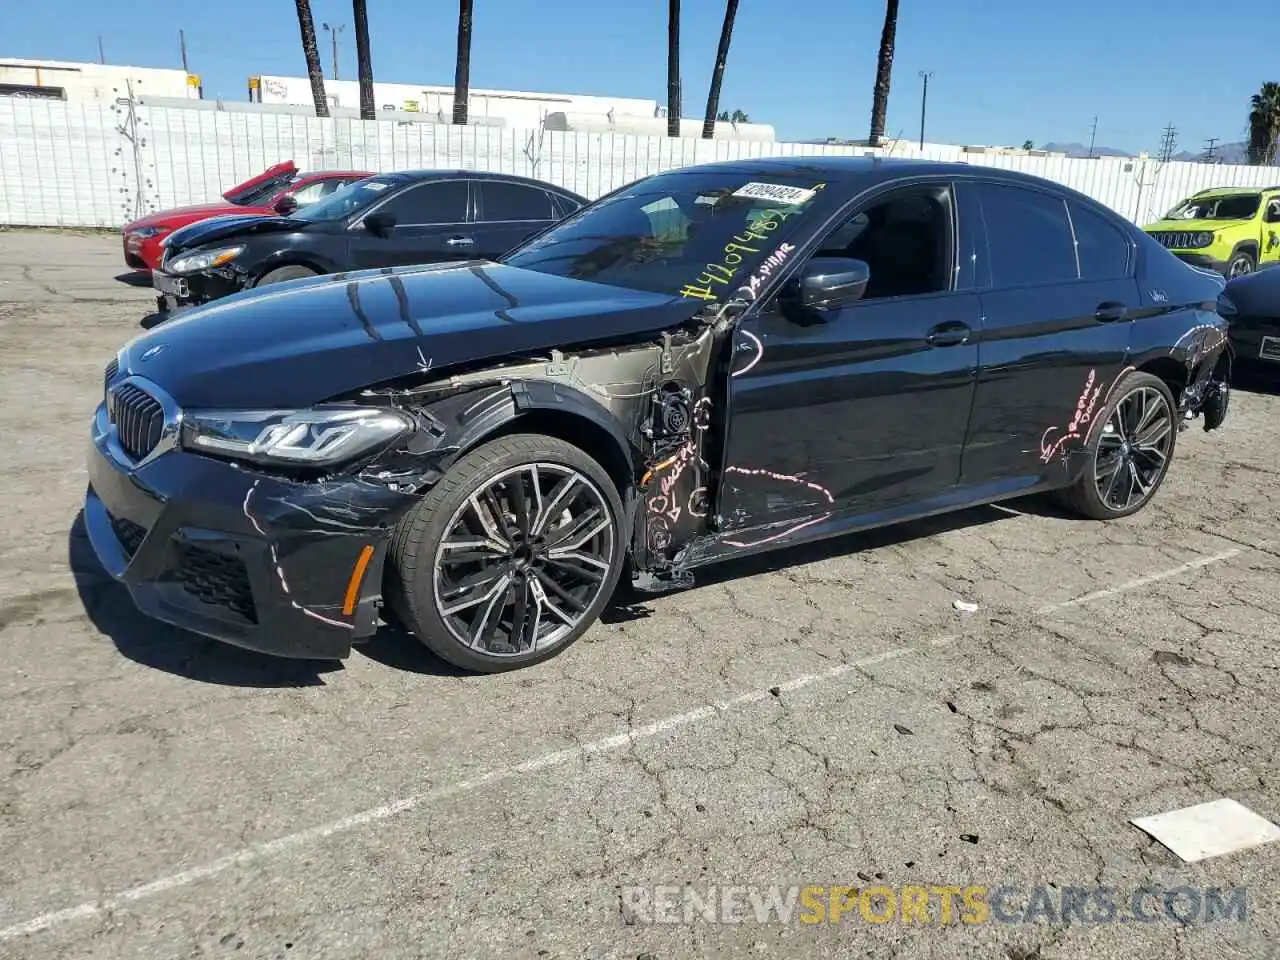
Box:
[717,181,982,536]
[1262,196,1280,266]
[959,180,1137,487]
[347,179,475,269]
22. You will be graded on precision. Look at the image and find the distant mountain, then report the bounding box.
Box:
[1039,141,1133,158]
[1039,140,1257,164]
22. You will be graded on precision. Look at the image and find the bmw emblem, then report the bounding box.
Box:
[140,344,167,362]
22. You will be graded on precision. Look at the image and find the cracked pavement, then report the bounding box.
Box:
[1,229,1278,959]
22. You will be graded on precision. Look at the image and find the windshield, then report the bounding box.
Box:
[501,171,834,301]
[292,176,398,222]
[1163,193,1261,221]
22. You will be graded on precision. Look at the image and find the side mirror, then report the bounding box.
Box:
[363,212,397,238]
[273,195,298,216]
[781,257,871,313]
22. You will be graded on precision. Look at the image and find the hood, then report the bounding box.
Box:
[222,160,297,203]
[1145,219,1235,234]
[1224,262,1280,316]
[164,214,300,253]
[120,261,698,408]
[124,201,253,232]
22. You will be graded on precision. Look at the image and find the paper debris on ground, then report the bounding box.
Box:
[1130,798,1280,862]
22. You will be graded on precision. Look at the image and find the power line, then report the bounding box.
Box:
[1202,137,1218,163]
[1087,115,1098,158]
[1158,123,1177,162]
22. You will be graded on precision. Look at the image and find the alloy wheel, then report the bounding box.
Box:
[432,462,616,657]
[1227,257,1253,279]
[1092,386,1174,512]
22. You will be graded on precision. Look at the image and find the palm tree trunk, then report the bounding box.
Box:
[353,0,375,120]
[701,0,738,139]
[294,0,329,118]
[453,0,474,125]
[667,0,681,137]
[867,0,899,147]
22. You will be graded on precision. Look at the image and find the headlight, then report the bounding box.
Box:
[181,406,411,467]
[166,245,245,275]
[1193,232,1214,248]
[130,225,171,239]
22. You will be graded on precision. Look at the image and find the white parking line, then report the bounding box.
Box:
[0,547,1249,942]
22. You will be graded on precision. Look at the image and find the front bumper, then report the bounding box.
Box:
[85,400,416,659]
[1227,315,1280,369]
[1172,252,1229,275]
[152,268,243,317]
[123,233,165,271]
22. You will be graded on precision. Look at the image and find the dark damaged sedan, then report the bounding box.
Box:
[86,158,1233,672]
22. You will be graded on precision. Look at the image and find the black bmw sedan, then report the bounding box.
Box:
[149,170,587,317]
[87,157,1232,672]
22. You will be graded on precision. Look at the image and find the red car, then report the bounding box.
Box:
[121,162,373,271]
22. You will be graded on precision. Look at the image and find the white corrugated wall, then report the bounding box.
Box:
[1,98,1276,229]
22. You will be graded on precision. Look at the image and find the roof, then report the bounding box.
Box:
[649,155,1103,195]
[388,169,587,196]
[1194,186,1274,197]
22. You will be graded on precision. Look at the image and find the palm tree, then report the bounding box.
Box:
[294,0,329,118]
[666,0,681,137]
[867,0,899,147]
[353,0,375,120]
[701,0,739,139]
[1247,82,1280,166]
[453,0,474,124]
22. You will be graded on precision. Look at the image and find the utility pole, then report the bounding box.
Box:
[1087,116,1098,158]
[179,29,189,72]
[1158,123,1177,162]
[322,22,345,80]
[1203,137,1218,163]
[918,70,934,150]
[97,35,106,64]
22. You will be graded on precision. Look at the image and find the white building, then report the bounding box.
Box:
[250,73,777,140]
[0,57,199,103]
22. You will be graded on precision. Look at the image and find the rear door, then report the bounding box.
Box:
[960,179,1137,487]
[346,179,474,268]
[471,180,562,259]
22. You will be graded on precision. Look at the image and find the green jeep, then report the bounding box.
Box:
[1144,186,1280,278]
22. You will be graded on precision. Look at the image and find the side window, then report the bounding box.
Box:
[813,185,954,300]
[288,181,328,207]
[552,192,584,219]
[378,181,469,224]
[1266,198,1280,224]
[1069,201,1131,280]
[977,183,1077,286]
[481,181,555,222]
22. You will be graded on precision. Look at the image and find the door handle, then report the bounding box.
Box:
[446,236,475,246]
[1095,301,1128,323]
[924,321,971,347]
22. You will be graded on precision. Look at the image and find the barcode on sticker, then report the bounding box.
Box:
[731,182,816,205]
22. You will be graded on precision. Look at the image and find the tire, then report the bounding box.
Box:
[387,433,626,673]
[255,264,319,286]
[1226,249,1255,279]
[1054,371,1178,520]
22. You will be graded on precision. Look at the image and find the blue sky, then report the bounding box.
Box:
[4,0,1269,153]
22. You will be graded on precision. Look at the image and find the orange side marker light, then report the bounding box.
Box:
[342,545,376,616]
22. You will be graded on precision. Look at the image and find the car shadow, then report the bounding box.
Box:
[114,271,152,287]
[603,500,1023,616]
[1232,367,1280,397]
[69,512,343,687]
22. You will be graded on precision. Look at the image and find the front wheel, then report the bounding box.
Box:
[256,264,319,286]
[387,433,626,672]
[1054,371,1178,520]
[1226,250,1255,279]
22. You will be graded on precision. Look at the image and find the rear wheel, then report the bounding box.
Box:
[1054,371,1178,520]
[387,433,626,673]
[1226,249,1255,279]
[256,264,319,286]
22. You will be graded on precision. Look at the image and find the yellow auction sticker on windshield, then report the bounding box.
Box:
[732,182,817,205]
